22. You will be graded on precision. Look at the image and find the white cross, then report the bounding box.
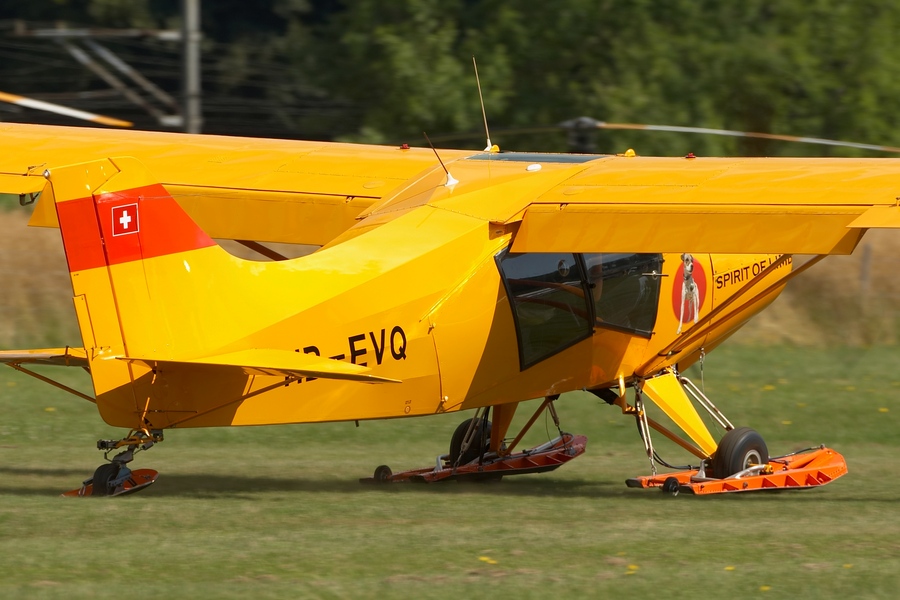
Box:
[119,210,132,230]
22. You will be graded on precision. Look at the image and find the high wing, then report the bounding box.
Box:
[0,123,474,246]
[357,151,900,256]
[4,123,900,255]
[503,156,900,255]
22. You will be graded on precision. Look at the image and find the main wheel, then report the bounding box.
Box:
[91,463,120,497]
[449,418,492,467]
[711,427,768,479]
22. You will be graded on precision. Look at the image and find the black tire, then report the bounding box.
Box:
[91,463,120,497]
[711,427,769,479]
[661,477,680,496]
[449,418,492,467]
[373,465,393,483]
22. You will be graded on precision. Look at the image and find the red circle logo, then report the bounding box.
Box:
[671,255,707,327]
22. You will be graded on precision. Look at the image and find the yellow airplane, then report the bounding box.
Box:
[0,122,891,496]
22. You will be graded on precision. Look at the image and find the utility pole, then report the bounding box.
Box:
[183,0,202,133]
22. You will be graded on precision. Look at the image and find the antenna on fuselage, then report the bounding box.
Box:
[423,131,459,187]
[472,56,494,152]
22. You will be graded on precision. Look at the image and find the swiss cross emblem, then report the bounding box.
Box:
[112,204,139,236]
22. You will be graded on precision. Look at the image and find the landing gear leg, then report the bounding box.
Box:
[362,397,587,484]
[633,384,658,476]
[618,374,848,494]
[64,429,164,497]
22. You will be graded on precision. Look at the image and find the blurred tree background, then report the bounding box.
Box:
[2,0,900,156]
[2,0,900,348]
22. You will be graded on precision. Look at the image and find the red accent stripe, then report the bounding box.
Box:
[55,184,217,273]
[56,197,107,273]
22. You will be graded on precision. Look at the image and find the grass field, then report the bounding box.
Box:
[1,344,899,598]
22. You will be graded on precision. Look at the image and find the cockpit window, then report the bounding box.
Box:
[497,251,664,370]
[584,253,662,335]
[498,252,593,369]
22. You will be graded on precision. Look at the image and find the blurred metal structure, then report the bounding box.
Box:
[7,14,200,131]
[182,0,202,133]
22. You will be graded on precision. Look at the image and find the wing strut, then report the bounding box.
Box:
[5,363,95,403]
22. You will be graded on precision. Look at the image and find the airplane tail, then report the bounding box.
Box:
[50,157,219,361]
[48,157,391,428]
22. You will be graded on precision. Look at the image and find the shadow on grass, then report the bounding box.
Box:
[0,465,90,477]
[145,473,628,499]
[0,465,628,499]
[0,466,889,503]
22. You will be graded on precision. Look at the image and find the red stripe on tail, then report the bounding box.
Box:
[56,183,216,272]
[56,197,107,272]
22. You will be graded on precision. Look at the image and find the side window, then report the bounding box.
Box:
[498,252,592,368]
[584,253,662,336]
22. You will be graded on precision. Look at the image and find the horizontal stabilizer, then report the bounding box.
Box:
[0,172,47,196]
[120,348,401,384]
[0,347,88,367]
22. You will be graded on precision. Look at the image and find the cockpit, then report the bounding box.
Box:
[497,251,663,369]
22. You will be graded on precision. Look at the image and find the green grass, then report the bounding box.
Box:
[1,345,899,599]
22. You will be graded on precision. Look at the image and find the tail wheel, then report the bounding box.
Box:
[661,477,681,496]
[449,418,492,467]
[373,465,393,483]
[711,427,769,479]
[90,463,120,497]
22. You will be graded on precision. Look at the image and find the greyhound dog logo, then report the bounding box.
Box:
[676,253,700,334]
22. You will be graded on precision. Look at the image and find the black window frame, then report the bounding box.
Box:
[497,249,663,371]
[496,248,595,371]
[584,253,663,338]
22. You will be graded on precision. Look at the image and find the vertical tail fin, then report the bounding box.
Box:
[51,156,219,356]
[48,157,224,425]
[53,157,216,276]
